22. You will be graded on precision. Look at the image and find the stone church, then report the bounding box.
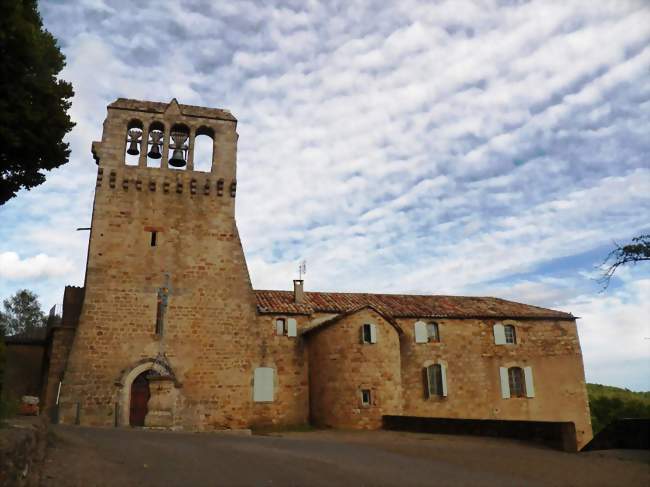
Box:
[37,98,592,448]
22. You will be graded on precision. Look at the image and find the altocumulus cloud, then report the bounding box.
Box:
[0,0,648,389]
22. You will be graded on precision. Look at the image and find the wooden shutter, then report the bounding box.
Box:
[360,325,366,344]
[493,324,506,345]
[423,367,431,399]
[253,367,274,402]
[499,367,510,399]
[524,366,535,398]
[287,318,297,337]
[370,324,378,343]
[440,363,448,397]
[414,321,428,343]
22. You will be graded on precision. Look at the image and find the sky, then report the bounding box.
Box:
[0,0,648,390]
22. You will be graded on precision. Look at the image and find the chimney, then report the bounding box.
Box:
[293,279,304,304]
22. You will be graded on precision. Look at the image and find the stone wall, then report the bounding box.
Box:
[57,101,264,430]
[3,344,45,402]
[397,317,592,449]
[307,308,403,429]
[0,418,47,487]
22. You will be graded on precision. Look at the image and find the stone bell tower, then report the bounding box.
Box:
[57,98,260,429]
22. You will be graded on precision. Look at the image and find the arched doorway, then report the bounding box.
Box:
[129,372,150,426]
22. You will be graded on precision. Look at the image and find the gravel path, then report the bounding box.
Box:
[41,425,649,487]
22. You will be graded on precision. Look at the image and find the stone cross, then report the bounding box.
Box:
[155,273,182,336]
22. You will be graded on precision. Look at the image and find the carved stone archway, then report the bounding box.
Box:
[115,355,180,427]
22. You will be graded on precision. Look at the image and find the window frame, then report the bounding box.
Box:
[275,317,286,336]
[504,324,516,344]
[508,366,526,398]
[426,322,440,342]
[360,389,372,407]
[424,363,447,398]
[362,323,375,344]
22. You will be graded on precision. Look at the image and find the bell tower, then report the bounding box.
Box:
[58,98,260,429]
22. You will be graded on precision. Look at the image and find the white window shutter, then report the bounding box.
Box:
[524,366,535,398]
[253,367,274,402]
[370,324,378,343]
[494,324,506,345]
[499,367,510,399]
[360,325,366,343]
[440,363,448,397]
[414,321,428,343]
[287,318,297,337]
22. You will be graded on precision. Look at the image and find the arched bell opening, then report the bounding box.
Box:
[147,121,165,168]
[193,126,215,172]
[168,123,190,170]
[129,371,151,427]
[124,119,143,166]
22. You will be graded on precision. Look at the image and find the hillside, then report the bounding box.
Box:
[587,383,650,433]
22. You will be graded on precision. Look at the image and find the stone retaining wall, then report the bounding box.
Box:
[0,417,47,487]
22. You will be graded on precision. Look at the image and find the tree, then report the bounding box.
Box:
[0,0,75,205]
[0,289,48,336]
[599,234,650,289]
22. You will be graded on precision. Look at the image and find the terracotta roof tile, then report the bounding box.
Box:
[255,290,573,320]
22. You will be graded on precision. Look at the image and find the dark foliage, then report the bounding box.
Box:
[587,383,650,433]
[599,234,650,289]
[0,289,48,336]
[0,0,75,205]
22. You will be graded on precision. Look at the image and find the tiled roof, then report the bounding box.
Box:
[255,290,573,320]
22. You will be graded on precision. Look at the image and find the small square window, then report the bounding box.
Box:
[427,322,439,342]
[361,389,372,406]
[275,318,286,336]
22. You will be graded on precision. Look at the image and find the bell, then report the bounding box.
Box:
[126,130,140,156]
[147,131,163,159]
[169,148,186,167]
[147,144,162,159]
[168,130,188,168]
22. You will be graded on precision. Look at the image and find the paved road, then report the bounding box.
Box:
[41,426,649,487]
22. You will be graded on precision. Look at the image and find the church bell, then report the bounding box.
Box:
[126,129,141,155]
[168,130,188,168]
[147,131,163,159]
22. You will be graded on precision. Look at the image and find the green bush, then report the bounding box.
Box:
[587,383,650,433]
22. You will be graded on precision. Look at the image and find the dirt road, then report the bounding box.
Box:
[41,426,649,486]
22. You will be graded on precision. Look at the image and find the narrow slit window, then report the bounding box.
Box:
[150,231,157,247]
[361,389,371,406]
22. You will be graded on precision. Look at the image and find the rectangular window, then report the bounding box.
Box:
[425,364,443,397]
[150,231,157,247]
[361,389,371,406]
[275,318,285,336]
[362,324,372,344]
[508,367,526,397]
[427,323,439,342]
[504,325,516,344]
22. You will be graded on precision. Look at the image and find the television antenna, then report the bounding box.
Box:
[298,260,307,280]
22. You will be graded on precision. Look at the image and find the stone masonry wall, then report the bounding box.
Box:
[307,309,403,429]
[58,102,264,430]
[249,314,310,428]
[397,317,593,448]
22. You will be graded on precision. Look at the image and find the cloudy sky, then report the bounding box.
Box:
[1,0,649,390]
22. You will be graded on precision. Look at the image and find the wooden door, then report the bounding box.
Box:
[129,373,150,426]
